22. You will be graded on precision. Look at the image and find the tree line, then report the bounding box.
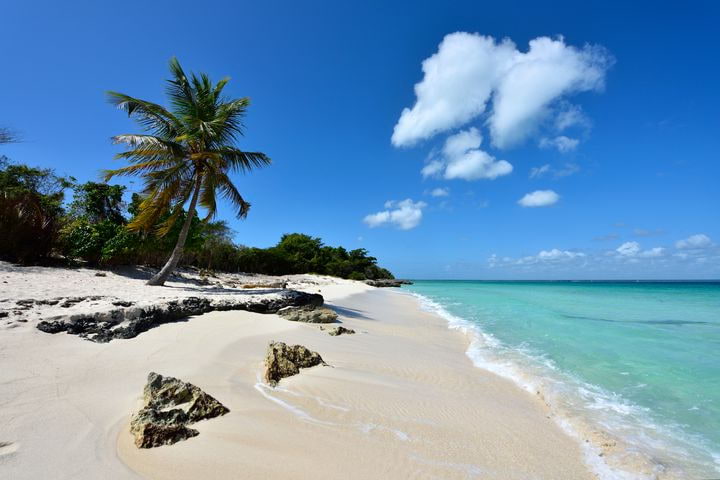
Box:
[0,161,393,280]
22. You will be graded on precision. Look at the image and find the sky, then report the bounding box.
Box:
[1,0,719,279]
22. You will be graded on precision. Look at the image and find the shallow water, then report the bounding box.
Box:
[405,280,720,479]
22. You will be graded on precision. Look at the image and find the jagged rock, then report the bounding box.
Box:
[130,372,229,448]
[264,341,325,386]
[36,291,324,342]
[277,304,337,323]
[326,326,355,336]
[112,300,133,307]
[364,279,413,287]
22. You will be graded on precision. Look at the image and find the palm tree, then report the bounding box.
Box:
[105,58,270,286]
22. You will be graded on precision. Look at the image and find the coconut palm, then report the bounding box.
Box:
[105,58,270,286]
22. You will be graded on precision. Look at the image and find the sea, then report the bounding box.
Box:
[404,280,720,479]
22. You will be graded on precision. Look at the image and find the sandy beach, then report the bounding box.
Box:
[1,265,594,479]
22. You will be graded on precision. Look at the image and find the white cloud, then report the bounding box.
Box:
[539,135,580,152]
[555,103,590,131]
[420,160,444,178]
[529,162,580,178]
[429,187,450,197]
[392,33,612,148]
[638,247,665,258]
[422,128,513,181]
[616,241,640,256]
[529,164,551,178]
[616,241,665,258]
[490,248,586,267]
[363,199,427,230]
[518,190,559,207]
[675,234,712,250]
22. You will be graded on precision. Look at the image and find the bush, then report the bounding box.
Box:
[0,159,71,263]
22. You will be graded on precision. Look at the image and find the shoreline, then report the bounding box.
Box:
[1,265,593,479]
[405,286,719,480]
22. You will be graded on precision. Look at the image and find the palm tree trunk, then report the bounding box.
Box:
[147,174,203,286]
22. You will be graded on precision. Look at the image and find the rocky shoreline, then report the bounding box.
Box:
[34,290,323,342]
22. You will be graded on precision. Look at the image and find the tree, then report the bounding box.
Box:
[0,159,72,263]
[69,182,125,224]
[105,58,271,285]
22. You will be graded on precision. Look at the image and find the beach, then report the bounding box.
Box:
[0,265,593,479]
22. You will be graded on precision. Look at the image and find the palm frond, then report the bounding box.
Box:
[106,92,181,138]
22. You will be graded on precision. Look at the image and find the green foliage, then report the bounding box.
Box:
[1,161,393,279]
[0,158,71,263]
[60,219,123,263]
[70,182,125,223]
[233,233,394,280]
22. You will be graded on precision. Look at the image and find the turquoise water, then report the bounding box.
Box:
[405,281,720,479]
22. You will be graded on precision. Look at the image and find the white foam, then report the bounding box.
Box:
[407,291,720,480]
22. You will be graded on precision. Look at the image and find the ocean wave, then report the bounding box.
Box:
[405,290,720,480]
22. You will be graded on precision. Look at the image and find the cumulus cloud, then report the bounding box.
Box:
[539,135,580,153]
[675,234,712,249]
[429,187,450,197]
[421,128,513,180]
[616,241,640,256]
[392,32,612,148]
[518,190,559,207]
[363,199,427,230]
[616,241,665,258]
[489,248,585,267]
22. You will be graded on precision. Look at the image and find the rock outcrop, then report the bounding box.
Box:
[364,279,413,287]
[36,291,323,343]
[325,326,355,336]
[277,304,338,324]
[264,341,325,386]
[130,372,229,448]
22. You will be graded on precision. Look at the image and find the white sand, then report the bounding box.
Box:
[0,264,594,479]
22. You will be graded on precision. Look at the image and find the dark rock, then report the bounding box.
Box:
[241,280,287,289]
[264,341,325,386]
[0,312,8,318]
[326,326,355,336]
[130,372,229,448]
[37,291,324,342]
[277,304,337,324]
[364,279,413,287]
[94,272,107,277]
[112,300,134,307]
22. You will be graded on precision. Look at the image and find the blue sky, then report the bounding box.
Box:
[1,0,718,279]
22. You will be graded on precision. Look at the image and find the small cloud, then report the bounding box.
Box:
[638,247,665,258]
[539,135,580,153]
[616,241,641,257]
[518,190,560,207]
[423,128,513,181]
[429,187,450,197]
[675,234,712,250]
[529,162,580,178]
[363,199,427,230]
[529,164,551,179]
[555,103,591,131]
[616,241,665,258]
